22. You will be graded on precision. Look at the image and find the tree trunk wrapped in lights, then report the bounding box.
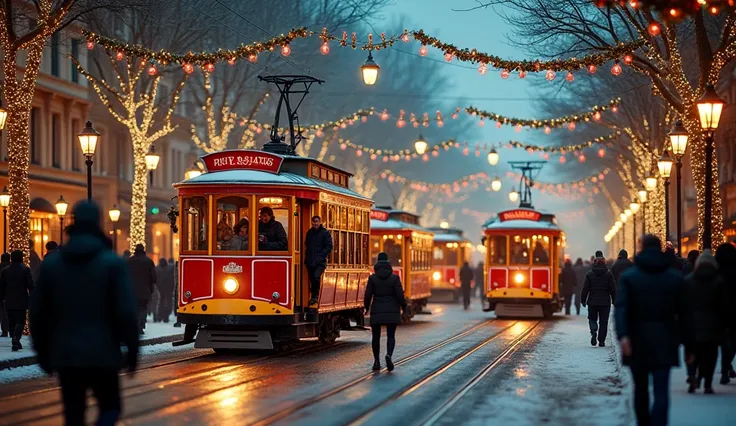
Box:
[190,73,237,153]
[73,56,187,252]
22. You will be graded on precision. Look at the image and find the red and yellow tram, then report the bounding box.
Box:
[369,208,433,318]
[428,226,473,303]
[174,149,373,350]
[482,208,565,318]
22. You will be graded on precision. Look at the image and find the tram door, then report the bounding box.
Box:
[294,201,313,309]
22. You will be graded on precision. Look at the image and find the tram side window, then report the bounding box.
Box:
[489,236,507,265]
[331,229,340,264]
[183,196,208,251]
[510,236,530,265]
[256,197,289,251]
[433,246,444,265]
[216,196,250,251]
[384,237,403,266]
[532,236,551,265]
[371,235,381,265]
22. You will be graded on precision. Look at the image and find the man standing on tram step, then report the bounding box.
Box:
[304,215,333,306]
[30,201,139,426]
[616,234,687,426]
[258,207,288,251]
[581,250,616,347]
[460,261,474,310]
[128,244,156,334]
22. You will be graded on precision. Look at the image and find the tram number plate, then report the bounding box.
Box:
[202,150,284,174]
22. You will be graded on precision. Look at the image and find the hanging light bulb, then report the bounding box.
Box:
[115,51,125,61]
[509,188,519,203]
[588,64,597,74]
[545,69,556,81]
[419,45,428,56]
[147,63,157,76]
[598,148,606,157]
[248,54,258,63]
[648,22,661,36]
[487,148,499,166]
[281,44,292,56]
[414,134,428,155]
[611,61,623,76]
[444,52,453,62]
[544,126,552,134]
[565,72,574,82]
[203,63,215,73]
[320,42,330,55]
[86,39,95,50]
[500,69,510,79]
[182,63,194,74]
[623,54,633,65]
[361,51,380,85]
[491,177,502,192]
[594,111,602,121]
[401,33,410,43]
[518,70,527,79]
[478,63,488,75]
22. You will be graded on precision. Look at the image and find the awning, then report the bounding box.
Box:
[30,197,56,214]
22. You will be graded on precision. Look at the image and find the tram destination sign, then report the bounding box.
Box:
[370,210,389,221]
[201,150,283,174]
[499,209,541,222]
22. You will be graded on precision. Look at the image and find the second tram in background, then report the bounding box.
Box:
[428,226,473,303]
[369,207,433,319]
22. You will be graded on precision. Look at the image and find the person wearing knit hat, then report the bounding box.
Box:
[582,249,616,347]
[364,251,406,372]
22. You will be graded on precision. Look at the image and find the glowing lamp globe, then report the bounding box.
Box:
[145,146,161,171]
[668,120,689,157]
[509,189,519,203]
[491,177,502,192]
[0,105,7,130]
[185,165,202,180]
[645,175,658,191]
[78,121,100,157]
[696,84,725,130]
[657,152,673,179]
[414,135,428,155]
[625,209,633,218]
[604,234,611,243]
[55,195,69,217]
[109,205,121,223]
[620,212,628,223]
[638,189,648,203]
[0,186,9,208]
[615,220,622,228]
[630,201,640,214]
[487,148,499,166]
[361,52,380,86]
[440,221,449,229]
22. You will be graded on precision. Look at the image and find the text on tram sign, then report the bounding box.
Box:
[370,210,389,221]
[223,262,243,274]
[201,150,284,174]
[499,209,542,222]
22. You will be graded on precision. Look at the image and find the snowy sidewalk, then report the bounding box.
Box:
[0,314,183,370]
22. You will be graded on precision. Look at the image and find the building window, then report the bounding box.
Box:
[52,114,61,168]
[70,39,80,83]
[71,119,81,171]
[51,33,60,77]
[30,108,40,165]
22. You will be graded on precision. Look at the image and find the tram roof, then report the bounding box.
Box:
[426,227,470,243]
[482,208,561,232]
[369,207,433,234]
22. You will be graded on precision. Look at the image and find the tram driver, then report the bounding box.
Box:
[257,206,288,251]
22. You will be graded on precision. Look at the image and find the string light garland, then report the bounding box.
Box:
[466,98,621,129]
[191,72,236,153]
[593,0,734,23]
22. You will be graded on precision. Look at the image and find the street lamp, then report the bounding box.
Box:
[645,174,658,192]
[361,51,379,85]
[658,151,674,240]
[669,120,689,255]
[509,188,519,203]
[414,134,428,155]
[0,104,7,130]
[491,177,502,192]
[0,186,9,252]
[55,195,68,245]
[184,164,202,180]
[109,204,120,254]
[145,145,161,185]
[78,121,100,202]
[696,83,725,249]
[487,147,499,166]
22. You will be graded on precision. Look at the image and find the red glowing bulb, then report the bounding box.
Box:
[588,64,597,74]
[444,52,453,62]
[478,63,488,75]
[281,44,291,56]
[612,105,619,113]
[648,22,661,36]
[320,42,330,55]
[611,62,622,76]
[560,156,567,164]
[183,63,194,74]
[544,126,551,134]
[594,111,602,121]
[568,122,576,131]
[204,63,215,73]
[401,33,410,43]
[566,72,574,82]
[249,54,258,63]
[419,45,428,56]
[545,70,556,81]
[86,40,95,50]
[147,64,157,76]
[518,70,527,79]
[578,154,586,163]
[496,121,502,128]
[623,54,633,65]
[598,148,606,158]
[228,57,236,65]
[115,51,125,61]
[501,69,510,79]
[478,120,485,127]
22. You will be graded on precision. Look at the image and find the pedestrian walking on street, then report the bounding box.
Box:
[683,251,727,394]
[0,250,34,351]
[304,215,333,306]
[0,253,10,337]
[475,262,485,300]
[29,239,41,283]
[364,252,406,372]
[128,244,156,334]
[572,258,586,315]
[714,243,736,384]
[30,201,139,426]
[560,259,577,315]
[123,249,131,259]
[616,234,687,426]
[581,251,616,347]
[45,241,58,257]
[460,261,474,310]
[682,250,700,276]
[156,258,175,323]
[611,249,634,289]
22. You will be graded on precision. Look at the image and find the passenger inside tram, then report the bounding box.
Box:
[217,212,234,247]
[228,218,249,251]
[532,241,549,265]
[258,206,288,251]
[488,236,507,264]
[511,240,529,264]
[216,196,249,251]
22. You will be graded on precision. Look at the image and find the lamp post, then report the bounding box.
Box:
[109,205,121,254]
[630,199,640,252]
[54,195,68,245]
[696,83,725,250]
[0,186,9,253]
[658,152,674,241]
[78,121,100,202]
[638,188,648,234]
[361,51,380,85]
[414,134,428,155]
[145,145,161,185]
[669,120,689,255]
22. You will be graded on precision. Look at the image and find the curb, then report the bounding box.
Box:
[0,333,183,371]
[609,314,634,426]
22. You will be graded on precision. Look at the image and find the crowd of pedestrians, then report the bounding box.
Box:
[582,234,736,426]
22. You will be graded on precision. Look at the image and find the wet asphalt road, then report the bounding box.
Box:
[0,303,552,426]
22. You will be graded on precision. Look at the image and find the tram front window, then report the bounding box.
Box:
[183,196,208,251]
[444,245,458,266]
[216,196,250,251]
[257,197,289,251]
[510,236,530,265]
[384,237,403,266]
[532,236,550,265]
[488,236,507,265]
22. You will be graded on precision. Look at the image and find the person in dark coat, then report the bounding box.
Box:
[582,251,616,347]
[30,201,139,426]
[683,251,727,394]
[364,252,406,372]
[128,244,156,334]
[681,250,700,276]
[611,249,634,289]
[475,262,485,300]
[459,261,474,310]
[0,250,34,351]
[155,258,175,323]
[560,259,577,315]
[616,234,687,426]
[304,215,333,306]
[258,206,288,251]
[29,239,41,283]
[123,249,131,259]
[572,258,586,315]
[0,253,10,337]
[45,241,58,257]
[715,243,736,384]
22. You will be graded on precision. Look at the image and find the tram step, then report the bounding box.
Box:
[195,329,274,350]
[495,303,544,318]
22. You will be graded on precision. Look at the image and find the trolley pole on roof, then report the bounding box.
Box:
[508,161,546,209]
[258,75,324,155]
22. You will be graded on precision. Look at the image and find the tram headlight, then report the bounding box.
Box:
[514,272,525,285]
[223,277,239,294]
[432,271,442,281]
